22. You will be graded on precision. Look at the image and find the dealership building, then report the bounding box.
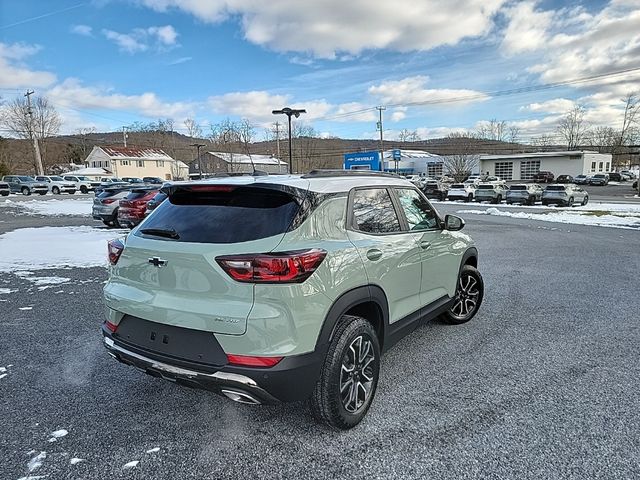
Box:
[479,151,613,181]
[343,149,445,176]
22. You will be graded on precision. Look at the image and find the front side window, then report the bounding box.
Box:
[395,188,439,231]
[351,188,401,233]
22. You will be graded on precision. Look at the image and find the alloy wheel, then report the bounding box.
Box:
[450,272,481,320]
[340,335,376,414]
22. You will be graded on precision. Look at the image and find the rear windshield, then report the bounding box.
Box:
[98,189,129,199]
[594,174,605,178]
[18,176,35,181]
[510,185,527,190]
[546,186,566,191]
[478,185,495,189]
[451,184,465,188]
[125,190,157,200]
[137,186,301,243]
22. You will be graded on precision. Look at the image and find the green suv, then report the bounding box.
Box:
[102,171,483,429]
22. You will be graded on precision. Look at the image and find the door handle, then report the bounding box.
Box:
[366,249,383,261]
[420,241,432,250]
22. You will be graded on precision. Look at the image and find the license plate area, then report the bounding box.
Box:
[114,315,227,366]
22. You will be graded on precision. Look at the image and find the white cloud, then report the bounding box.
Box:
[208,90,333,126]
[521,98,576,114]
[139,0,506,58]
[0,42,56,89]
[70,24,93,36]
[101,25,179,53]
[47,78,194,119]
[390,107,407,122]
[501,1,553,55]
[368,75,489,106]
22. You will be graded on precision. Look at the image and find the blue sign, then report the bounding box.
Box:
[392,149,402,160]
[343,151,381,171]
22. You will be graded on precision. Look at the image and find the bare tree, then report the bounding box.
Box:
[508,125,521,144]
[531,134,556,150]
[556,105,590,150]
[0,95,61,172]
[292,124,322,173]
[443,154,479,181]
[398,128,421,142]
[476,119,508,141]
[183,118,202,139]
[588,126,616,153]
[75,127,96,158]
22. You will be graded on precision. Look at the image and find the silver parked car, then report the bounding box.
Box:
[542,184,589,207]
[474,183,508,204]
[35,176,77,194]
[447,183,476,202]
[0,181,10,196]
[63,175,102,194]
[92,188,131,227]
[506,184,543,205]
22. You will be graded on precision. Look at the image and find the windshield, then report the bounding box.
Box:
[77,176,89,180]
[18,176,35,181]
[50,176,64,181]
[478,185,495,189]
[451,184,465,189]
[510,185,527,190]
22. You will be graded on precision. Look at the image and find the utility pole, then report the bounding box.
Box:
[376,106,386,172]
[122,127,128,147]
[191,143,206,179]
[272,108,306,174]
[24,90,44,176]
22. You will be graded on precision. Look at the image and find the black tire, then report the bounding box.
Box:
[22,187,30,196]
[310,315,380,430]
[466,194,473,202]
[80,185,88,194]
[582,195,589,206]
[112,214,121,228]
[441,265,484,325]
[69,190,75,195]
[102,220,112,226]
[494,195,502,204]
[528,196,536,206]
[38,192,47,195]
[52,186,60,194]
[568,197,574,207]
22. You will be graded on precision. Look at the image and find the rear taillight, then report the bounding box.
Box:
[105,320,118,333]
[108,238,125,265]
[102,198,117,204]
[216,249,327,284]
[226,354,283,367]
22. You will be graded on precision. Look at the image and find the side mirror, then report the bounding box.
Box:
[444,214,465,231]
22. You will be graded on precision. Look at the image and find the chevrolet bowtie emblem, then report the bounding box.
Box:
[148,257,168,267]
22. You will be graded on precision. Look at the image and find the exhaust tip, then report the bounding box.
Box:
[221,389,261,405]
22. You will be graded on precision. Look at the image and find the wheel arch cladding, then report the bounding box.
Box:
[460,247,478,270]
[315,285,389,353]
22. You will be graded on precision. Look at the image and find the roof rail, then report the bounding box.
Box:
[302,169,401,179]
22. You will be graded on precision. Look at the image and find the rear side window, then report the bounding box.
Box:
[138,186,300,243]
[351,188,401,234]
[546,186,566,191]
[510,185,526,190]
[126,190,155,200]
[478,185,494,189]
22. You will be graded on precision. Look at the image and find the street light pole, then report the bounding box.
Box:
[190,143,206,179]
[272,107,306,173]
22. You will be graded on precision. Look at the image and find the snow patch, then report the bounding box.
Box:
[27,451,46,472]
[0,288,16,294]
[123,460,139,469]
[1,198,93,216]
[70,458,84,465]
[146,447,160,453]
[19,306,33,311]
[0,226,127,272]
[457,208,640,229]
[0,373,7,379]
[48,429,68,442]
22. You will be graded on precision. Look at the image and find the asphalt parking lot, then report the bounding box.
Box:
[1,197,639,479]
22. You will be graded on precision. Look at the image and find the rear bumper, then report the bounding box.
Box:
[102,326,323,404]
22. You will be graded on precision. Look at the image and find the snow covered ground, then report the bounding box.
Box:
[457,206,640,229]
[0,198,93,216]
[0,226,126,272]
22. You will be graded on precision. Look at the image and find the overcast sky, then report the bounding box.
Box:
[1,0,639,142]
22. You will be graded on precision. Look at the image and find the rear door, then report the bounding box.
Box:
[392,187,459,306]
[104,184,305,335]
[346,187,423,324]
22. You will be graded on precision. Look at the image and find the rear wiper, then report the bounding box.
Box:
[140,227,180,239]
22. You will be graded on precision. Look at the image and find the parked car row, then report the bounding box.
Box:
[438,182,589,207]
[92,185,167,228]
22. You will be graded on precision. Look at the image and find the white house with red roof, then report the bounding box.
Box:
[84,146,189,180]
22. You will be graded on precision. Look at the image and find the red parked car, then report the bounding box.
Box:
[117,188,159,228]
[533,171,555,183]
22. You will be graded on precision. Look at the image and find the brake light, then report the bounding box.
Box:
[102,198,117,204]
[226,354,283,367]
[216,249,327,283]
[108,238,125,265]
[187,185,236,192]
[105,320,118,333]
